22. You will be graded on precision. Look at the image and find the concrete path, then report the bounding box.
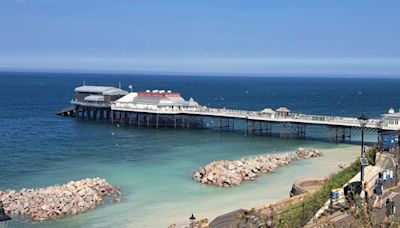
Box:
[327,186,400,227]
[309,151,399,227]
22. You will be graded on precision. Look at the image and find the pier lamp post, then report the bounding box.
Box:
[0,202,11,228]
[189,213,196,228]
[358,113,369,182]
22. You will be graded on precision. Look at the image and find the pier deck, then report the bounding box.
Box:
[112,105,385,130]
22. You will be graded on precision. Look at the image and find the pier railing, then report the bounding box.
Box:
[111,103,383,129]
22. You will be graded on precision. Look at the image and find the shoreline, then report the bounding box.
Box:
[169,146,358,228]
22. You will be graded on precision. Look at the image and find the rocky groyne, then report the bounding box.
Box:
[0,178,121,222]
[193,148,322,187]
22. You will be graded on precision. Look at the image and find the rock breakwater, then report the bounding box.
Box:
[193,148,322,187]
[0,178,121,222]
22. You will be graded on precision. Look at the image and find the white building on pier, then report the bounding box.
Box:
[114,90,200,111]
[381,108,400,128]
[260,108,275,118]
[72,85,128,107]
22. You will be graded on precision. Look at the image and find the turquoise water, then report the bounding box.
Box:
[12,128,358,228]
[1,73,397,227]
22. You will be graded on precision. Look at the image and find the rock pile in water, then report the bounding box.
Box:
[193,148,322,187]
[0,178,121,222]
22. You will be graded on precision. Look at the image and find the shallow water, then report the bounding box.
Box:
[7,128,359,228]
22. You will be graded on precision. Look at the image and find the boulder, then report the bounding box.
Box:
[193,148,322,187]
[0,178,121,222]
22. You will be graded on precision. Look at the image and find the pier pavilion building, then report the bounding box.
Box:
[114,90,200,111]
[72,85,128,107]
[276,107,290,117]
[381,108,400,129]
[63,85,128,120]
[260,108,275,118]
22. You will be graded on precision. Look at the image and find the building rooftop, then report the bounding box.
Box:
[116,92,199,107]
[381,108,400,118]
[381,113,400,118]
[276,107,290,112]
[261,108,275,114]
[75,85,128,96]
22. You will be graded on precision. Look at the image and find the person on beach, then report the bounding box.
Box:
[384,196,396,224]
[373,172,384,208]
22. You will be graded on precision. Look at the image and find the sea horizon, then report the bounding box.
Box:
[1,69,400,79]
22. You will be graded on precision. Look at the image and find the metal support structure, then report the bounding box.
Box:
[66,107,384,148]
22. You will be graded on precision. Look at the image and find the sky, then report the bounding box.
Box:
[0,0,400,76]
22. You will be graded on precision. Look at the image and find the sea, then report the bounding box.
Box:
[1,72,400,227]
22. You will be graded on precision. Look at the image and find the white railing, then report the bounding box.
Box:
[110,103,385,129]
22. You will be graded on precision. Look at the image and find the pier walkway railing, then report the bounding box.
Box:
[112,103,388,130]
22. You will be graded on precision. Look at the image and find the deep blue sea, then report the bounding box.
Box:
[1,72,400,227]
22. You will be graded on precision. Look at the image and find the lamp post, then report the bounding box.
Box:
[189,213,196,228]
[358,113,369,182]
[396,137,399,184]
[0,202,11,228]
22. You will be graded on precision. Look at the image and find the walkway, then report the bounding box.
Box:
[310,151,399,227]
[330,186,400,227]
[112,105,387,130]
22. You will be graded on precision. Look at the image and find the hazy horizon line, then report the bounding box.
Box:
[1,68,400,79]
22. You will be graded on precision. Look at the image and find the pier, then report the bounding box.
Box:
[57,85,400,143]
